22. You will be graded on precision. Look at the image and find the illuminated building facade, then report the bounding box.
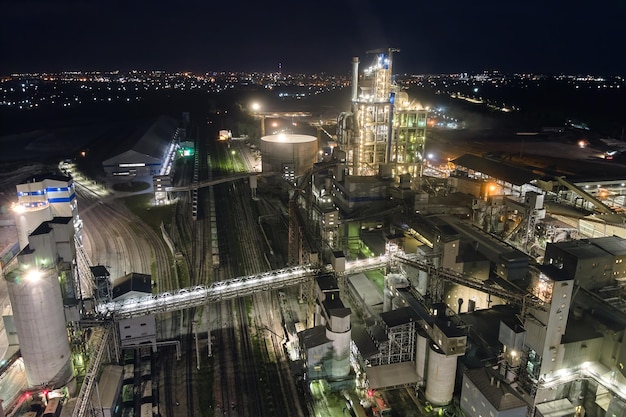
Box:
[14,174,81,249]
[102,115,179,178]
[337,51,427,181]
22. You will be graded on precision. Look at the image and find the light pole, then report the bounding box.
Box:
[251,102,265,137]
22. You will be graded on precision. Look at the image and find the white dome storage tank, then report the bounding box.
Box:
[260,133,318,176]
[6,267,73,388]
[425,342,456,405]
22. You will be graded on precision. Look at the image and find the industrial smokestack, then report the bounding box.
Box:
[351,57,359,102]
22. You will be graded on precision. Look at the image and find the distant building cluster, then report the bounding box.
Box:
[0,70,350,110]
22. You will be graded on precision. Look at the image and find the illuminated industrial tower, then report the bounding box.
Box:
[337,49,427,181]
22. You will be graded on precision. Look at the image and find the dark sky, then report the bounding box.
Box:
[2,0,625,76]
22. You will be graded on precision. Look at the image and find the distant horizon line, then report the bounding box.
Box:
[2,69,624,79]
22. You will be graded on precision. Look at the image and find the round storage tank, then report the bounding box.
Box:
[260,134,318,177]
[425,343,456,405]
[6,267,73,388]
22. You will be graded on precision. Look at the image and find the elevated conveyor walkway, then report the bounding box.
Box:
[95,253,546,320]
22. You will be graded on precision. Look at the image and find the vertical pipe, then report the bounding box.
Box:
[193,320,200,370]
[351,57,359,102]
[386,96,394,163]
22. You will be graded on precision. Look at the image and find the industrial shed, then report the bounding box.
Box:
[102,115,179,177]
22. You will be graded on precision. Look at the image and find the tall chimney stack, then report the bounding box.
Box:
[351,57,360,102]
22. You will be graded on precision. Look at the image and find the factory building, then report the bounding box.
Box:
[112,273,157,351]
[299,274,352,381]
[450,154,542,199]
[279,52,626,417]
[337,52,427,179]
[332,174,393,213]
[347,260,467,405]
[321,84,626,415]
[544,236,626,290]
[102,115,179,178]
[302,51,430,255]
[461,368,527,417]
[13,173,80,250]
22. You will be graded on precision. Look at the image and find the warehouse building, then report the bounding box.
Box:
[102,116,179,178]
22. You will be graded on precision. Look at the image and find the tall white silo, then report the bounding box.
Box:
[325,310,351,379]
[14,205,53,250]
[424,342,457,405]
[415,330,428,385]
[6,267,73,388]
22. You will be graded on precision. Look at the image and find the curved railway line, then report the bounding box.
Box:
[74,118,309,417]
[77,183,172,289]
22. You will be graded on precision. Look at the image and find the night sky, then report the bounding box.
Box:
[2,0,625,76]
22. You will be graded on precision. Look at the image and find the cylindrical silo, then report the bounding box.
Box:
[415,330,428,385]
[383,288,393,312]
[6,267,73,388]
[14,206,52,250]
[326,327,351,379]
[351,57,360,102]
[260,134,318,176]
[425,343,456,405]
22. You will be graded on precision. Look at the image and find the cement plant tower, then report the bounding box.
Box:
[337,49,427,183]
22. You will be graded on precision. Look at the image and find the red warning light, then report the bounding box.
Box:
[367,389,374,397]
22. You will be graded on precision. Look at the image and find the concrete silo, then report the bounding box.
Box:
[260,133,318,177]
[415,329,428,386]
[425,342,457,405]
[6,266,73,388]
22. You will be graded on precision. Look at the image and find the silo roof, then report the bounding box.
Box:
[261,133,317,144]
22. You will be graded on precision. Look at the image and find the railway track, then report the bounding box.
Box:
[254,290,307,417]
[77,183,173,288]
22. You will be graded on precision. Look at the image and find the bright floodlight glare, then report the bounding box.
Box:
[251,102,261,112]
[12,203,25,214]
[24,269,42,282]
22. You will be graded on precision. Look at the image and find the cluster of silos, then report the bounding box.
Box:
[6,267,73,388]
[260,133,318,176]
[416,331,457,406]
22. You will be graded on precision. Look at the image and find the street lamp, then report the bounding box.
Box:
[251,102,265,136]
